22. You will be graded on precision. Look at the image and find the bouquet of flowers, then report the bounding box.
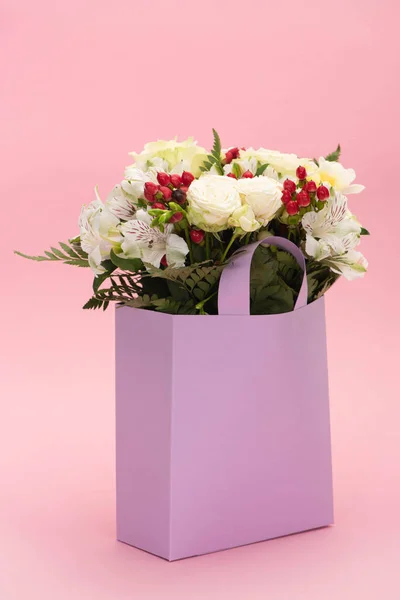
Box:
[16,130,368,315]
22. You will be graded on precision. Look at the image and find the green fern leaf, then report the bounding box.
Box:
[325,144,341,162]
[15,241,89,267]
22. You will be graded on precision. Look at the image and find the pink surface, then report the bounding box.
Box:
[1,0,399,597]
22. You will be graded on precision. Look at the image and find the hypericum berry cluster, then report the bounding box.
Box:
[143,171,206,251]
[281,166,330,216]
[224,147,241,165]
[227,169,254,179]
[143,171,195,211]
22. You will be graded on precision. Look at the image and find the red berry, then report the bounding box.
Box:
[305,180,317,193]
[170,174,182,188]
[144,181,158,196]
[152,202,167,210]
[283,179,296,193]
[286,200,299,216]
[182,171,195,186]
[316,185,329,201]
[190,229,205,244]
[172,189,187,204]
[242,170,254,178]
[160,255,168,267]
[227,172,237,179]
[225,150,234,164]
[144,189,156,202]
[281,190,292,204]
[296,166,307,180]
[180,186,189,194]
[297,190,310,207]
[157,172,171,186]
[225,147,240,163]
[169,212,183,223]
[159,186,172,200]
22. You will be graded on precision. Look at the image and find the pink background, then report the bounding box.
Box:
[1,0,399,598]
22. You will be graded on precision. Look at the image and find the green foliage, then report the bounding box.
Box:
[82,296,110,311]
[325,144,341,162]
[255,163,269,176]
[144,262,224,303]
[360,227,370,235]
[306,260,340,302]
[200,128,224,175]
[250,246,303,314]
[15,241,89,267]
[110,249,143,272]
[232,162,242,179]
[92,260,117,293]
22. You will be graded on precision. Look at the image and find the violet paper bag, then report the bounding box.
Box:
[115,235,334,561]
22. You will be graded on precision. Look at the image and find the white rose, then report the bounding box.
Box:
[187,175,241,232]
[235,176,283,225]
[127,137,208,177]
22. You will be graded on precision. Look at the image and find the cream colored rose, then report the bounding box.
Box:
[235,176,283,225]
[187,175,242,232]
[240,148,316,177]
[128,137,208,177]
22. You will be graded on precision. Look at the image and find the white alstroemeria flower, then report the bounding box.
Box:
[235,176,283,226]
[127,137,208,177]
[122,166,158,199]
[323,249,368,280]
[305,231,360,261]
[105,184,137,221]
[314,157,365,195]
[187,175,241,232]
[302,192,367,280]
[79,190,122,274]
[120,210,188,268]
[228,205,261,232]
[223,157,258,177]
[306,235,368,280]
[302,192,361,240]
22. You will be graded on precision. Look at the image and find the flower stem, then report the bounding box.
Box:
[195,291,217,314]
[184,226,194,264]
[206,233,211,261]
[221,233,238,263]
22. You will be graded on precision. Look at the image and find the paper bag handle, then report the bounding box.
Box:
[218,236,308,315]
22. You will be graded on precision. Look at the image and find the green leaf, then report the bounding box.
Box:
[110,248,143,272]
[59,242,82,259]
[360,227,370,235]
[211,128,222,159]
[82,296,106,310]
[232,162,242,179]
[200,128,224,174]
[325,144,341,162]
[92,261,117,294]
[14,241,90,267]
[255,163,269,176]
